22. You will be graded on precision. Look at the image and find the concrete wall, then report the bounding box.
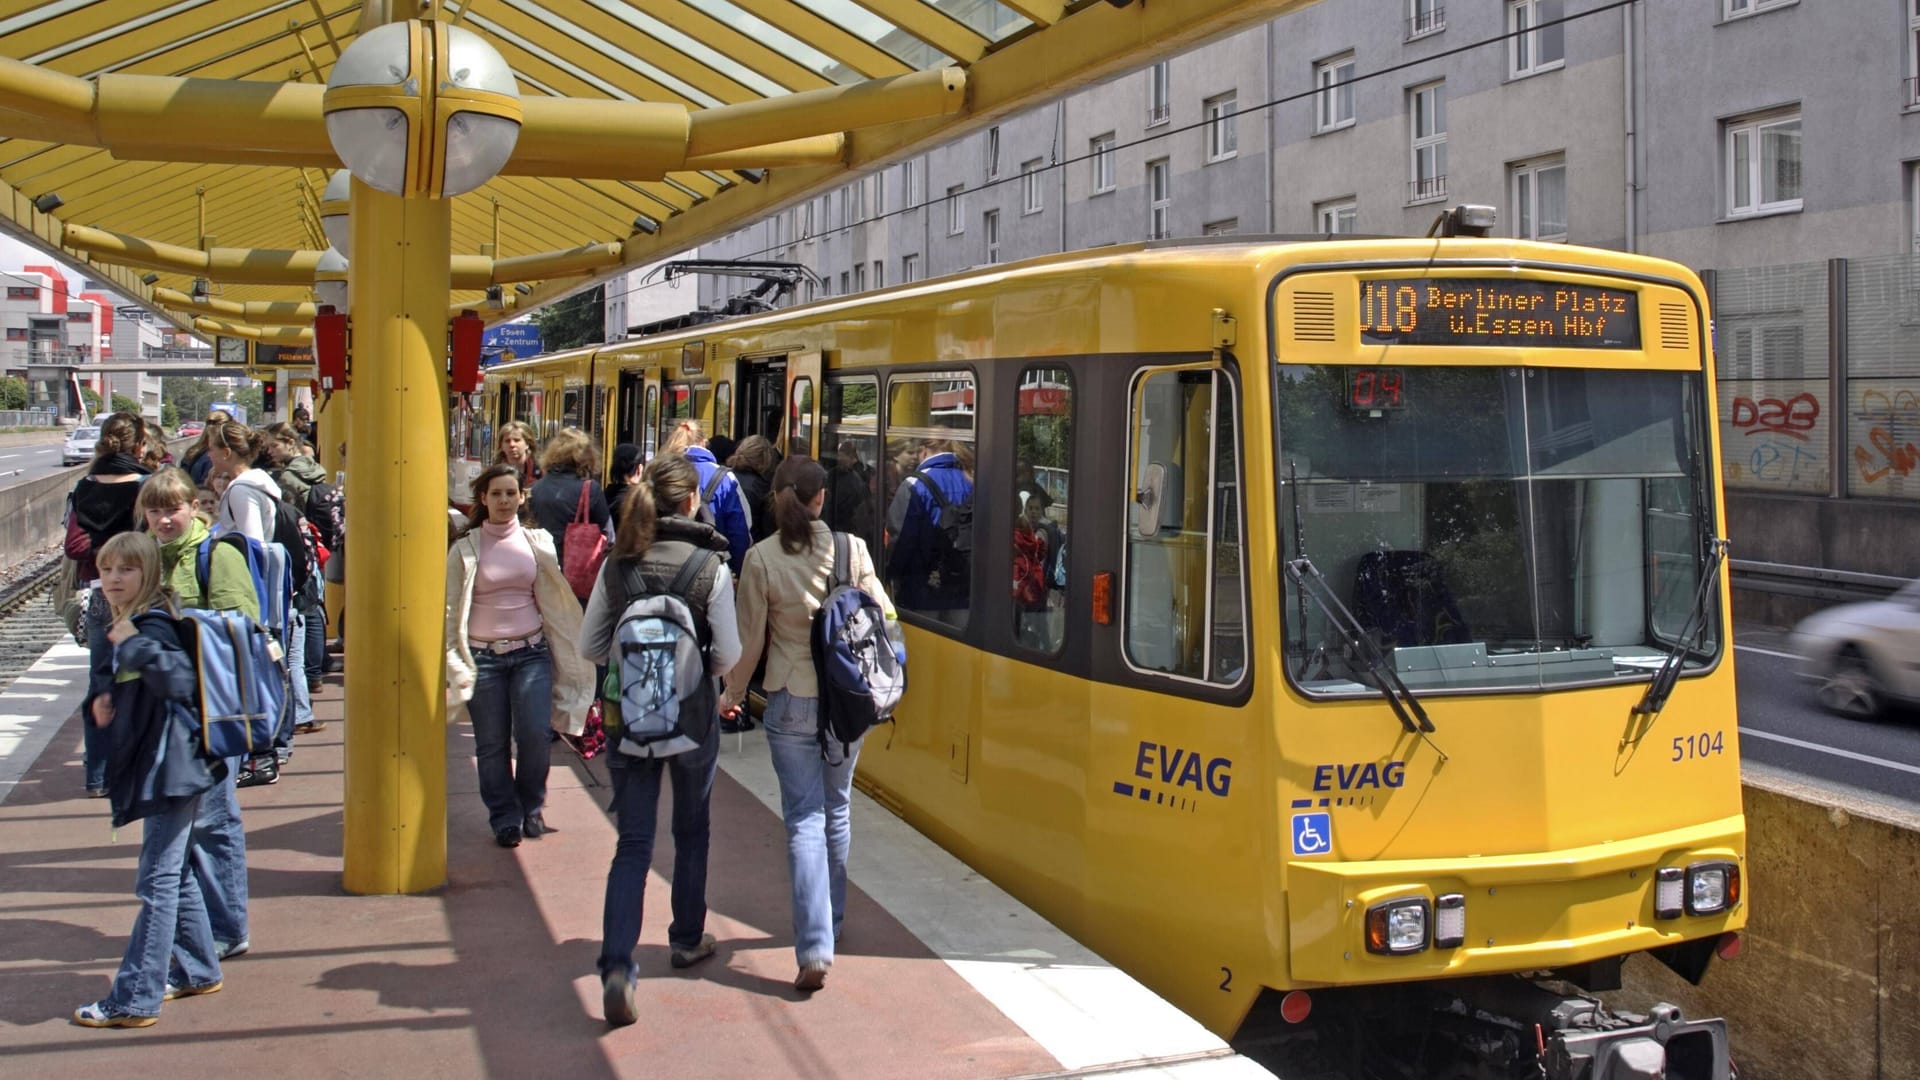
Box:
[0,466,78,565]
[1726,491,1920,625]
[1612,769,1920,1080]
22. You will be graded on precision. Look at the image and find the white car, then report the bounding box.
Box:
[62,426,99,467]
[1791,581,1920,718]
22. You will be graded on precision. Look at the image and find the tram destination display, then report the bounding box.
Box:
[1358,278,1640,349]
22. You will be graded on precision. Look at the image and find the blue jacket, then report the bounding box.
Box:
[102,607,220,828]
[885,453,973,611]
[685,446,752,574]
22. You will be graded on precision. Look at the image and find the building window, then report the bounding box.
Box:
[1314,198,1358,233]
[872,173,885,216]
[5,327,24,341]
[873,260,885,288]
[1509,0,1564,78]
[5,286,35,300]
[1511,155,1568,241]
[1022,159,1045,213]
[948,184,966,235]
[1204,93,1238,162]
[1202,218,1238,236]
[853,263,866,292]
[1726,109,1801,217]
[987,126,1001,178]
[66,310,91,322]
[1909,1,1920,106]
[1409,81,1447,203]
[1091,133,1116,194]
[985,209,1001,264]
[1147,61,1171,125]
[1314,54,1356,133]
[839,271,850,295]
[1724,0,1794,19]
[1408,0,1445,38]
[801,200,814,238]
[1147,158,1171,240]
[903,254,920,282]
[903,158,921,206]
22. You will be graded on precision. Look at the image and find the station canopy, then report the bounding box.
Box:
[0,0,1307,329]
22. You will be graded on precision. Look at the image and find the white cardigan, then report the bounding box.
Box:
[444,524,594,735]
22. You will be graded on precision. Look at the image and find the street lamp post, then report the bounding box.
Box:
[324,17,520,895]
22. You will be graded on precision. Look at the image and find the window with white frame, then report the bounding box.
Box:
[873,260,884,288]
[1148,61,1171,125]
[1091,133,1116,193]
[1408,0,1444,37]
[1909,1,1920,106]
[872,173,885,215]
[904,158,921,206]
[1509,0,1564,78]
[1725,109,1801,217]
[1147,158,1171,239]
[948,184,966,234]
[801,200,815,238]
[1022,159,1044,213]
[987,126,1001,177]
[853,263,865,292]
[1511,155,1568,241]
[1203,218,1238,236]
[1314,198,1358,233]
[840,271,849,294]
[1724,0,1794,19]
[1409,81,1447,202]
[1204,93,1238,161]
[1314,54,1356,133]
[985,209,1001,264]
[903,253,920,282]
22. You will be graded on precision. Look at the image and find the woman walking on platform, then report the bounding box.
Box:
[69,410,151,797]
[721,455,897,992]
[583,452,740,1026]
[445,464,593,848]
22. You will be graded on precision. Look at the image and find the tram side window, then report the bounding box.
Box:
[642,385,660,459]
[1013,367,1074,655]
[562,388,583,429]
[1124,367,1247,685]
[885,371,977,631]
[789,377,815,455]
[823,375,882,556]
[713,381,733,440]
[591,385,607,439]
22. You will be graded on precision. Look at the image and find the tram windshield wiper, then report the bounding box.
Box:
[1287,556,1446,761]
[1631,538,1730,722]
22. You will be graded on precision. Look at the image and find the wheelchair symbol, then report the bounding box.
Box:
[1292,812,1332,857]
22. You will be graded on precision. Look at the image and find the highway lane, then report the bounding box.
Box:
[0,441,73,486]
[1734,633,1920,812]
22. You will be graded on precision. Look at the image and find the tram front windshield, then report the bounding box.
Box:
[1276,364,1719,695]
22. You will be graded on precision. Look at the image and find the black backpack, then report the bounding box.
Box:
[303,479,343,552]
[264,491,319,602]
[911,469,973,582]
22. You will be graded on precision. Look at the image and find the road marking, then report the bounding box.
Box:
[1735,644,1802,662]
[1741,727,1920,777]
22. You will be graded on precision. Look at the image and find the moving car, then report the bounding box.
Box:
[62,426,99,467]
[1791,581,1920,717]
[177,420,204,439]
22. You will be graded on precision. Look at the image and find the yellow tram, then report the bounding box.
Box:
[474,228,1744,1077]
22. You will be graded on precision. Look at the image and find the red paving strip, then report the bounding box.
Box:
[0,679,1059,1078]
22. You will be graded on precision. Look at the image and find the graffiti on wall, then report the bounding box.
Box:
[1852,388,1920,493]
[1722,385,1827,493]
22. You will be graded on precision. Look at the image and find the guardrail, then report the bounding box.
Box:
[0,410,55,427]
[1730,559,1909,605]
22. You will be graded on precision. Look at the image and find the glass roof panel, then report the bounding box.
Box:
[0,0,98,39]
[675,0,860,85]
[497,0,724,107]
[25,0,207,65]
[466,11,640,101]
[582,0,787,99]
[920,0,1030,42]
[788,0,953,68]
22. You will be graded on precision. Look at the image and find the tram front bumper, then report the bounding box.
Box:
[1285,815,1746,985]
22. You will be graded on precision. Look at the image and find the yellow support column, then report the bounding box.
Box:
[320,386,349,637]
[341,178,451,894]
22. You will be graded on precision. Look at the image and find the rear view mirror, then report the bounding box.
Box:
[1134,462,1166,538]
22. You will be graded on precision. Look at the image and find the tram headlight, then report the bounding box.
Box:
[1365,897,1430,955]
[1685,862,1740,916]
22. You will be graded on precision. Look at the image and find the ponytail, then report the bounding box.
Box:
[770,454,829,555]
[613,452,699,560]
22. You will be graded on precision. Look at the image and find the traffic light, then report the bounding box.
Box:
[261,379,277,417]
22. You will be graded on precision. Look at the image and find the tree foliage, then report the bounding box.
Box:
[160,402,179,428]
[532,285,604,353]
[0,375,25,411]
[80,387,100,417]
[110,393,138,416]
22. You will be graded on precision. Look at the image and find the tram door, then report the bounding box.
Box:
[784,350,823,459]
[736,356,788,446]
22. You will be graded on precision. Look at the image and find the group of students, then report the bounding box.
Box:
[446,418,898,1021]
[64,410,341,1028]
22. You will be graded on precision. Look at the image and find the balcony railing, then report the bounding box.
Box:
[1146,102,1170,125]
[1407,5,1445,38]
[1409,174,1448,203]
[1907,77,1920,108]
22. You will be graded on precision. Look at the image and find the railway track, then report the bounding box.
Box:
[0,554,70,696]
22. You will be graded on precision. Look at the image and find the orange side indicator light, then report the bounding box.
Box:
[1092,571,1113,625]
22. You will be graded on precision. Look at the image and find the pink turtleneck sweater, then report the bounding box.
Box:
[469,518,542,641]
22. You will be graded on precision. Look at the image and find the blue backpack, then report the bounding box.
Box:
[196,531,293,639]
[809,533,906,761]
[175,607,286,760]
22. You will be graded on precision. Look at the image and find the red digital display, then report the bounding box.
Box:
[1346,367,1406,411]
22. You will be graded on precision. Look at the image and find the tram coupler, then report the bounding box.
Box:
[1447,976,1731,1080]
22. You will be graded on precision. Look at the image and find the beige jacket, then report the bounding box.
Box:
[444,524,594,735]
[724,520,893,704]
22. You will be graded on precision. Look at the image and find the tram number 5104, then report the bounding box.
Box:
[1359,282,1421,333]
[1672,731,1726,761]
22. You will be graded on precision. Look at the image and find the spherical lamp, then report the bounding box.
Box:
[314,247,349,312]
[320,170,352,258]
[322,20,521,199]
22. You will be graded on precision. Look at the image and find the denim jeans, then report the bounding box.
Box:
[303,587,326,683]
[763,692,861,968]
[189,764,248,949]
[597,718,720,977]
[106,793,221,1016]
[277,609,310,751]
[81,590,110,789]
[468,643,553,834]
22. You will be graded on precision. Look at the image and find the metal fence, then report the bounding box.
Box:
[0,410,55,428]
[1712,253,1920,502]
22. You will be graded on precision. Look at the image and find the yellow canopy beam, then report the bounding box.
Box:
[154,288,319,322]
[193,317,313,346]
